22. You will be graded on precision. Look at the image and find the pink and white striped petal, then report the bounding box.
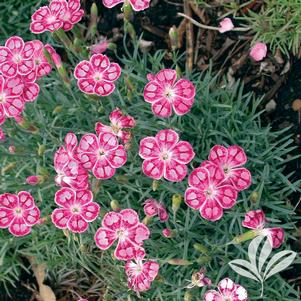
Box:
[0,208,14,228]
[18,191,35,210]
[3,96,24,117]
[0,193,19,209]
[102,0,124,9]
[94,81,115,96]
[76,190,93,206]
[242,210,266,230]
[128,223,150,245]
[200,199,223,221]
[81,202,100,222]
[185,187,206,210]
[229,168,251,191]
[22,82,40,102]
[102,63,121,82]
[208,145,228,165]
[174,78,196,100]
[129,0,151,11]
[216,185,237,209]
[79,134,99,153]
[204,290,222,301]
[78,78,96,94]
[102,211,122,230]
[106,145,127,168]
[188,167,210,190]
[151,98,173,118]
[23,207,40,226]
[94,227,117,250]
[266,228,285,248]
[54,188,76,208]
[74,61,94,79]
[114,238,137,260]
[164,160,187,182]
[139,137,160,159]
[171,141,195,164]
[142,158,164,180]
[9,217,31,236]
[172,96,194,116]
[5,36,24,53]
[227,145,247,167]
[143,81,164,103]
[67,214,89,233]
[92,158,116,179]
[155,129,179,150]
[90,54,110,72]
[120,209,139,229]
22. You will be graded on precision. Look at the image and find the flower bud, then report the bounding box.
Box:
[167,259,193,266]
[250,191,259,203]
[193,243,209,255]
[250,42,268,62]
[169,26,178,51]
[53,105,63,114]
[90,40,108,54]
[26,175,44,186]
[8,145,15,153]
[123,3,133,22]
[172,194,182,215]
[142,215,152,225]
[110,199,121,211]
[2,162,17,174]
[152,180,159,191]
[162,228,176,238]
[124,21,136,40]
[184,291,192,301]
[38,144,46,156]
[231,230,258,244]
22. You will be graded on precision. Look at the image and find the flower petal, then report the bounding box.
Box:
[129,0,151,11]
[18,191,35,210]
[51,208,72,229]
[94,80,115,96]
[139,137,160,159]
[142,158,164,180]
[215,185,237,209]
[156,129,179,150]
[79,133,99,153]
[151,98,172,118]
[102,63,121,82]
[90,54,110,72]
[3,96,24,117]
[164,159,187,182]
[106,145,127,168]
[114,238,137,260]
[143,81,163,103]
[120,209,139,228]
[188,167,210,189]
[171,141,195,164]
[76,190,93,206]
[0,208,14,228]
[5,36,24,53]
[185,187,206,210]
[102,0,124,9]
[204,290,221,301]
[54,187,76,208]
[227,145,247,167]
[9,217,31,236]
[242,210,266,230]
[67,214,89,233]
[81,202,100,222]
[267,228,285,248]
[92,158,116,179]
[94,227,116,249]
[23,207,40,226]
[74,61,93,79]
[200,199,223,221]
[128,223,150,245]
[102,211,122,230]
[78,78,96,94]
[229,167,251,191]
[0,193,19,209]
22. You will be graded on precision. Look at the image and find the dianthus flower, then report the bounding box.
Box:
[102,0,151,11]
[0,36,35,78]
[51,187,100,233]
[201,145,251,191]
[77,131,127,180]
[139,129,195,182]
[0,75,24,125]
[54,132,89,190]
[143,69,195,118]
[242,209,285,248]
[143,199,168,222]
[250,42,267,62]
[74,54,121,96]
[0,191,40,236]
[204,278,248,301]
[94,209,150,260]
[125,249,159,293]
[95,108,135,144]
[185,164,237,221]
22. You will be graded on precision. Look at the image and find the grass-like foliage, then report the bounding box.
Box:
[0,38,300,300]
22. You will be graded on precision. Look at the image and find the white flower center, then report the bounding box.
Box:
[47,15,57,24]
[116,228,128,241]
[163,86,175,100]
[70,205,81,214]
[13,53,22,64]
[0,93,6,104]
[94,72,103,82]
[14,207,23,217]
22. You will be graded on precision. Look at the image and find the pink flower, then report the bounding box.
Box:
[74,54,121,96]
[77,132,127,180]
[59,0,84,31]
[202,145,251,191]
[21,75,40,103]
[139,129,195,182]
[51,187,100,233]
[143,199,168,222]
[162,228,173,238]
[0,191,41,237]
[204,278,247,301]
[186,268,211,289]
[26,175,42,186]
[102,0,151,11]
[45,44,62,68]
[0,128,5,141]
[218,18,234,33]
[95,108,136,144]
[54,132,89,190]
[250,42,267,62]
[90,40,109,54]
[242,210,285,248]
[143,69,195,118]
[30,0,66,34]
[0,75,25,125]
[125,249,159,293]
[0,36,35,78]
[94,209,150,260]
[185,165,238,221]
[32,40,52,78]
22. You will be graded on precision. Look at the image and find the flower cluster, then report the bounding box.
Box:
[30,0,84,34]
[185,145,251,221]
[0,36,53,126]
[94,209,159,292]
[242,209,285,248]
[0,191,40,236]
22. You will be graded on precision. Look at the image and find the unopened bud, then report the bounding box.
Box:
[232,230,258,244]
[152,180,159,191]
[0,128,5,141]
[124,21,136,40]
[195,256,212,264]
[53,105,63,114]
[8,145,15,153]
[250,191,259,203]
[162,228,176,238]
[2,162,17,174]
[110,199,121,211]
[123,3,133,22]
[172,194,182,215]
[90,40,108,54]
[193,243,209,255]
[38,144,46,156]
[169,26,178,51]
[26,175,44,186]
[184,291,192,301]
[142,215,152,225]
[168,259,193,266]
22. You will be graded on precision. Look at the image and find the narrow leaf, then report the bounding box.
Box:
[248,235,265,269]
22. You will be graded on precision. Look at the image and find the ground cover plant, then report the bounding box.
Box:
[0,1,300,301]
